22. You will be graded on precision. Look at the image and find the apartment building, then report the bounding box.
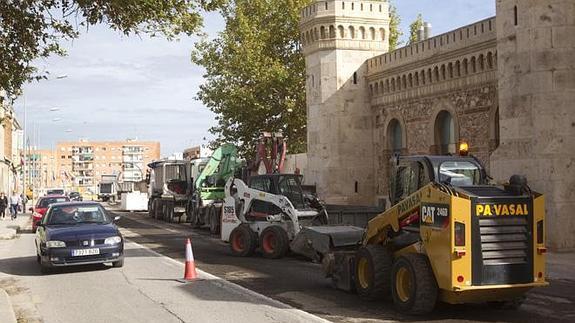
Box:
[55,139,160,192]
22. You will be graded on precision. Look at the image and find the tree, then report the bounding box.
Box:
[0,0,222,98]
[192,0,309,157]
[388,3,402,50]
[408,14,424,44]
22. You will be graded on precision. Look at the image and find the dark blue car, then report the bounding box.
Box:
[35,202,124,273]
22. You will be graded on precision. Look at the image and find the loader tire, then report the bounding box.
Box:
[148,200,155,217]
[155,200,163,220]
[260,226,289,259]
[230,225,257,257]
[209,206,221,235]
[391,254,438,315]
[355,244,393,300]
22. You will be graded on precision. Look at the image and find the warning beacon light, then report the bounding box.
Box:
[459,141,469,156]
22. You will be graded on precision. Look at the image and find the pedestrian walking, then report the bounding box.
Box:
[0,192,7,220]
[21,193,28,213]
[9,191,22,220]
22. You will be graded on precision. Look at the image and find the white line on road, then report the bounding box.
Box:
[125,239,332,323]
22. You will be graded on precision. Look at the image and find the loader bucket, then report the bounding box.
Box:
[290,225,364,261]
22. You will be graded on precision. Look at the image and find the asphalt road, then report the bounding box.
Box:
[0,217,329,323]
[113,210,575,323]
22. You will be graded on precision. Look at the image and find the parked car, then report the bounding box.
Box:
[31,195,70,232]
[35,202,124,274]
[46,188,65,196]
[68,192,83,201]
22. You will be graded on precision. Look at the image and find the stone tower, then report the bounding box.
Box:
[300,0,390,205]
[492,0,575,250]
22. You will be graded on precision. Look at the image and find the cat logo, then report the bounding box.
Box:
[476,203,529,216]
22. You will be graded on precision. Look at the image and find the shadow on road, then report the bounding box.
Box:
[0,255,112,277]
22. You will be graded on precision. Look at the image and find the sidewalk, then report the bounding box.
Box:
[0,212,31,240]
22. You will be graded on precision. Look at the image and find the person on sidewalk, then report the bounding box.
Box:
[0,192,7,220]
[9,191,22,220]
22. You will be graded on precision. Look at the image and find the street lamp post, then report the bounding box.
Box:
[22,74,67,199]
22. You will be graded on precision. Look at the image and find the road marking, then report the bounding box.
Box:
[125,239,331,323]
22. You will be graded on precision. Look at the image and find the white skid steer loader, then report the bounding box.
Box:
[220,174,329,259]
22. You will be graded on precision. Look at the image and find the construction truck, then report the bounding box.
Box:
[186,144,243,233]
[97,174,117,201]
[147,159,192,223]
[286,149,547,314]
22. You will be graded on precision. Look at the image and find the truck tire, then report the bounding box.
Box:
[391,253,438,315]
[190,207,201,228]
[259,226,289,259]
[154,200,162,220]
[229,225,257,257]
[209,206,221,235]
[148,200,155,217]
[355,244,393,300]
[166,202,174,223]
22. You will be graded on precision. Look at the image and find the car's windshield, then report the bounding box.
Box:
[278,176,306,209]
[45,205,110,225]
[438,161,481,186]
[38,197,68,208]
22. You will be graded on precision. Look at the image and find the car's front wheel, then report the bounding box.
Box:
[112,259,124,268]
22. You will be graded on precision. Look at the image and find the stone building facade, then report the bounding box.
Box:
[300,0,575,250]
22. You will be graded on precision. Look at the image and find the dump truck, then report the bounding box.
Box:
[147,159,192,223]
[289,152,547,314]
[187,144,243,233]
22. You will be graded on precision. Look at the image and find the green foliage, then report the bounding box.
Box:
[192,0,309,157]
[388,2,402,50]
[408,13,424,44]
[0,0,220,98]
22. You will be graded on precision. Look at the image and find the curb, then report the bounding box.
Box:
[0,289,17,323]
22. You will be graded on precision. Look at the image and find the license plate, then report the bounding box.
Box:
[71,248,100,257]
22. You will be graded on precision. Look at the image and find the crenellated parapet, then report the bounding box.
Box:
[300,0,390,55]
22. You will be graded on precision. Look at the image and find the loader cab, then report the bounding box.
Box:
[389,156,486,206]
[248,174,307,209]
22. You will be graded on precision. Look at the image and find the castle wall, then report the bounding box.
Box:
[491,0,575,250]
[367,17,499,203]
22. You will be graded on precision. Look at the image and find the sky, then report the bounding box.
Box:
[14,1,495,157]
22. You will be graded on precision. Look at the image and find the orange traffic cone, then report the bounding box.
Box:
[179,238,198,282]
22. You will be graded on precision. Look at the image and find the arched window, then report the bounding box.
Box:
[386,79,390,92]
[414,72,419,86]
[379,81,384,93]
[329,25,336,38]
[380,28,386,41]
[359,26,366,39]
[402,75,407,89]
[338,25,345,38]
[408,73,413,88]
[455,61,461,77]
[434,66,440,82]
[478,54,485,71]
[369,27,376,40]
[427,68,432,83]
[435,111,456,155]
[320,26,326,39]
[349,26,355,39]
[391,78,396,91]
[471,56,477,73]
[421,70,426,85]
[462,58,469,75]
[448,62,453,79]
[441,65,446,80]
[387,119,403,153]
[374,82,379,94]
[487,52,494,69]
